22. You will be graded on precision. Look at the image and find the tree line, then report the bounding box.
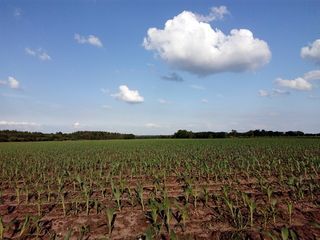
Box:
[172,129,320,138]
[0,129,319,142]
[0,130,135,142]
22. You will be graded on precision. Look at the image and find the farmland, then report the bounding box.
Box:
[0,138,319,239]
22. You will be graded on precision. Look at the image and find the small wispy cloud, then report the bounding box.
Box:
[102,105,112,109]
[100,88,110,94]
[190,84,205,90]
[258,89,290,97]
[195,5,230,22]
[158,98,171,104]
[308,94,320,99]
[161,72,184,82]
[0,121,38,127]
[14,8,22,17]
[145,123,161,128]
[74,33,103,48]
[303,70,320,81]
[73,122,80,128]
[25,48,51,61]
[201,98,208,103]
[111,85,144,104]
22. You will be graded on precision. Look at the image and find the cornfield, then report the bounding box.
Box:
[0,138,319,239]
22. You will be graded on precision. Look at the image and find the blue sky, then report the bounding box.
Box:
[1,0,320,134]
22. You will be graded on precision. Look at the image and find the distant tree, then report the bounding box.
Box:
[173,130,193,138]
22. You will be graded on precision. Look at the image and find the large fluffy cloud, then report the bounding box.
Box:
[143,10,271,75]
[301,39,320,64]
[112,85,144,103]
[74,33,103,48]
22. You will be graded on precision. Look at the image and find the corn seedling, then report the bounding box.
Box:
[19,215,30,237]
[270,198,277,224]
[287,201,293,226]
[113,186,122,211]
[60,192,66,216]
[281,227,289,240]
[243,193,256,227]
[106,207,116,236]
[202,187,209,207]
[136,184,145,211]
[0,216,4,239]
[64,229,72,240]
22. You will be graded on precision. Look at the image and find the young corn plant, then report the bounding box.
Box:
[287,201,293,226]
[64,229,72,240]
[15,183,21,205]
[202,187,210,207]
[113,186,122,211]
[0,216,4,240]
[184,185,192,205]
[136,184,145,211]
[127,187,135,207]
[180,205,188,231]
[147,200,161,236]
[281,227,289,240]
[270,198,277,225]
[19,215,30,238]
[61,192,67,216]
[105,207,116,236]
[267,187,273,203]
[163,196,172,235]
[83,184,93,215]
[37,187,43,216]
[192,186,200,209]
[243,193,256,227]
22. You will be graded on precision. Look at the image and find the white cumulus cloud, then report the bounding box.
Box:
[276,77,312,91]
[8,77,20,89]
[301,39,320,64]
[74,33,103,47]
[275,70,320,91]
[143,10,271,76]
[112,85,144,103]
[25,47,51,61]
[0,76,20,89]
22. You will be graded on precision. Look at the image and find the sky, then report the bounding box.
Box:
[0,0,320,134]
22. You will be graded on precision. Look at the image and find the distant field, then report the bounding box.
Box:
[0,138,319,239]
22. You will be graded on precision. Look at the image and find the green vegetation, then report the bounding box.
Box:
[0,138,319,238]
[1,129,319,142]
